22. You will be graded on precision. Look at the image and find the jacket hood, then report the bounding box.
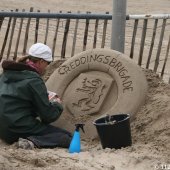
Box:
[1,60,39,83]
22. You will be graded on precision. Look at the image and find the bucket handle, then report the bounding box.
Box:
[105,114,116,125]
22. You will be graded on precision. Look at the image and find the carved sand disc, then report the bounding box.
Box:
[46,49,148,139]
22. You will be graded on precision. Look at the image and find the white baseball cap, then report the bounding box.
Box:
[28,43,53,62]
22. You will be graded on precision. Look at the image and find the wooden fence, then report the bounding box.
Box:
[0,8,170,82]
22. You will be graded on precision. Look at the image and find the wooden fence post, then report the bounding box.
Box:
[0,17,4,31]
[101,12,109,48]
[61,11,71,58]
[6,9,18,60]
[34,10,40,43]
[83,11,90,51]
[71,11,80,57]
[146,19,158,69]
[44,9,50,45]
[22,7,34,55]
[161,35,170,78]
[0,11,13,62]
[52,14,60,58]
[154,19,166,72]
[93,19,99,48]
[138,19,148,66]
[130,19,138,59]
[13,9,25,61]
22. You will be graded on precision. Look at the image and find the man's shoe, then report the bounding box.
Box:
[16,138,35,150]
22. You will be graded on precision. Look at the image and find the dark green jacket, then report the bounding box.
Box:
[0,61,63,143]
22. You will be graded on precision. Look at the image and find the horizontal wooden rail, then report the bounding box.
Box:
[0,12,112,19]
[0,11,170,19]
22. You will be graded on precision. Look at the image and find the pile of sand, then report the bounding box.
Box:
[0,63,169,170]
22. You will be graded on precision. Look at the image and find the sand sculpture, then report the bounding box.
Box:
[46,49,148,138]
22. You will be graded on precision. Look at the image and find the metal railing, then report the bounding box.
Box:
[0,9,170,82]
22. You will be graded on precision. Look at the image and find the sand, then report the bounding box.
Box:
[0,1,170,170]
[0,67,170,170]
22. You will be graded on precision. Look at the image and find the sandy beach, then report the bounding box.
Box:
[0,1,170,170]
[0,0,170,14]
[0,66,170,170]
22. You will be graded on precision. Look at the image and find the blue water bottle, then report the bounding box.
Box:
[69,124,85,153]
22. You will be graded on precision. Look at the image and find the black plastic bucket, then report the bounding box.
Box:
[93,114,132,149]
